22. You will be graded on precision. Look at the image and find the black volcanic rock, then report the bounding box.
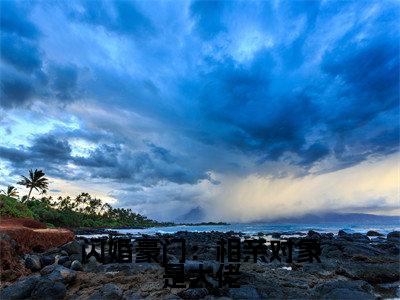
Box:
[2,229,400,299]
[366,230,383,236]
[387,231,400,242]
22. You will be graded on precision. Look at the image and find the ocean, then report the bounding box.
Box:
[112,222,400,236]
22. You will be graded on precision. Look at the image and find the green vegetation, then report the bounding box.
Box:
[0,169,172,228]
[0,194,171,228]
[0,195,36,219]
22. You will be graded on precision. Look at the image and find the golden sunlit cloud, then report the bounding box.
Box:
[204,153,399,222]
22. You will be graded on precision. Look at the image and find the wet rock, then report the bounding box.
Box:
[99,283,123,300]
[31,278,66,300]
[84,256,101,272]
[320,232,334,240]
[322,248,342,258]
[70,260,83,271]
[338,230,353,241]
[6,232,398,299]
[375,242,400,255]
[123,290,145,299]
[336,262,400,284]
[308,230,321,239]
[57,256,69,265]
[69,253,83,262]
[271,232,281,239]
[0,274,40,299]
[60,240,82,255]
[43,248,61,255]
[329,239,386,258]
[101,261,162,275]
[25,254,42,271]
[323,288,374,299]
[366,230,383,237]
[351,233,370,243]
[183,260,213,275]
[312,279,374,299]
[177,288,208,299]
[228,286,260,299]
[41,255,55,266]
[63,260,72,268]
[161,294,181,300]
[387,231,400,242]
[377,282,400,298]
[41,265,77,284]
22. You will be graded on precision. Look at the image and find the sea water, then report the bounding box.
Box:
[112,222,400,236]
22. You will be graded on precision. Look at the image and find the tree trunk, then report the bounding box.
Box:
[27,186,33,202]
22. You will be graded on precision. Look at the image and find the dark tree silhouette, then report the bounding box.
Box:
[18,169,49,201]
[0,185,19,198]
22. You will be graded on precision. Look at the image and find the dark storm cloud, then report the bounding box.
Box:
[48,64,79,101]
[188,52,322,167]
[0,134,73,179]
[1,33,42,73]
[0,1,39,39]
[0,146,31,162]
[0,2,81,108]
[0,134,71,165]
[72,143,210,185]
[0,71,35,108]
[181,1,399,172]
[80,65,164,117]
[0,2,42,74]
[277,1,321,69]
[0,62,80,108]
[0,1,43,108]
[73,144,120,168]
[300,143,330,166]
[147,143,176,164]
[0,0,399,187]
[190,0,227,40]
[69,0,155,38]
[30,135,72,162]
[0,130,210,186]
[321,36,399,132]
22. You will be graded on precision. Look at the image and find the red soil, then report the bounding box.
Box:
[0,217,47,229]
[0,217,75,282]
[0,238,29,282]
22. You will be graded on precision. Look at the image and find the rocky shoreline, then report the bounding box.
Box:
[1,229,399,299]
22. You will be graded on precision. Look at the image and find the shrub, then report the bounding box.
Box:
[0,195,36,219]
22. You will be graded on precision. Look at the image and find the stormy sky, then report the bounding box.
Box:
[0,1,399,221]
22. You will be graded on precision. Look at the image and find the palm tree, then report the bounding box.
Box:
[17,169,49,201]
[0,185,19,198]
[75,192,91,213]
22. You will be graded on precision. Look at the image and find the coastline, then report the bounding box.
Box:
[73,221,400,237]
[1,221,399,299]
[73,222,231,236]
